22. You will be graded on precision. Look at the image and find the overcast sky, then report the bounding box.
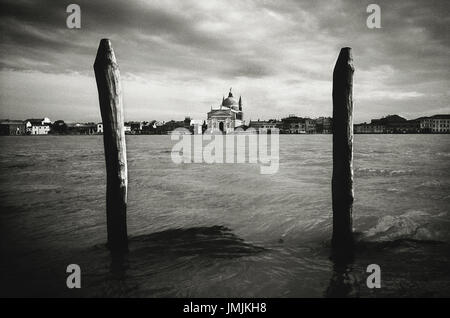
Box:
[0,0,448,123]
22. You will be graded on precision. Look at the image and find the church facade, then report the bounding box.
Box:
[207,89,244,134]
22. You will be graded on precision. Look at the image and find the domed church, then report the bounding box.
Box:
[207,88,244,134]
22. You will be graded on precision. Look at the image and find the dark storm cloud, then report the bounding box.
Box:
[0,0,261,76]
[1,0,448,76]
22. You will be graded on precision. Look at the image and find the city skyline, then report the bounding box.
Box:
[2,112,448,127]
[0,0,449,123]
[2,112,449,125]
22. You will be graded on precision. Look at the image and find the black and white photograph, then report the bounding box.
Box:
[0,0,449,303]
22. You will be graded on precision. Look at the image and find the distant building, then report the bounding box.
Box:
[97,123,103,133]
[305,118,316,134]
[50,120,68,134]
[315,117,332,133]
[248,120,279,133]
[279,116,320,134]
[162,120,185,134]
[354,123,384,134]
[26,117,51,135]
[355,114,421,134]
[0,120,26,135]
[125,121,144,133]
[402,119,421,133]
[419,115,450,133]
[191,124,202,135]
[30,124,51,135]
[419,117,432,132]
[207,89,244,134]
[291,122,306,134]
[183,117,191,129]
[66,123,97,135]
[280,116,306,134]
[371,114,419,133]
[190,119,204,135]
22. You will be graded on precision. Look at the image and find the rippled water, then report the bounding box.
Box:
[0,135,449,297]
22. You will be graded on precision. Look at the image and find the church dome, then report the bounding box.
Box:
[223,97,238,107]
[222,90,238,108]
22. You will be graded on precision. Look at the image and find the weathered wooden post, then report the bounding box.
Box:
[94,39,128,252]
[332,47,354,257]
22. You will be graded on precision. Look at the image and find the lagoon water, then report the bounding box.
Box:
[0,134,449,297]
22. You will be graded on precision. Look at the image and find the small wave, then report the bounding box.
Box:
[416,180,445,189]
[5,162,34,169]
[386,187,405,193]
[129,225,266,259]
[363,210,449,242]
[354,152,372,158]
[355,167,414,177]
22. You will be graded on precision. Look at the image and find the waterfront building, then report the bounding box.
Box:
[190,119,204,135]
[419,115,450,133]
[25,117,51,135]
[161,120,185,134]
[315,117,332,133]
[354,114,422,134]
[184,117,192,130]
[207,89,244,134]
[0,120,26,135]
[50,120,67,134]
[402,120,421,133]
[354,123,385,134]
[371,114,419,133]
[291,122,306,134]
[305,118,316,134]
[192,124,202,135]
[280,116,306,134]
[124,121,144,134]
[30,124,50,135]
[248,120,279,133]
[66,123,97,134]
[279,116,319,134]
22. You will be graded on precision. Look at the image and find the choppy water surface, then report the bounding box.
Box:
[0,135,449,297]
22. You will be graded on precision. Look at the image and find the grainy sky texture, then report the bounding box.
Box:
[0,0,449,122]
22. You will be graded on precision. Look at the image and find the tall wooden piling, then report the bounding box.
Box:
[94,39,128,252]
[332,47,354,256]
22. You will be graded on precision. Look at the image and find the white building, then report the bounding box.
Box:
[420,115,450,133]
[30,125,50,135]
[25,117,51,135]
[190,119,204,135]
[97,123,103,133]
[207,89,244,134]
[248,120,278,133]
